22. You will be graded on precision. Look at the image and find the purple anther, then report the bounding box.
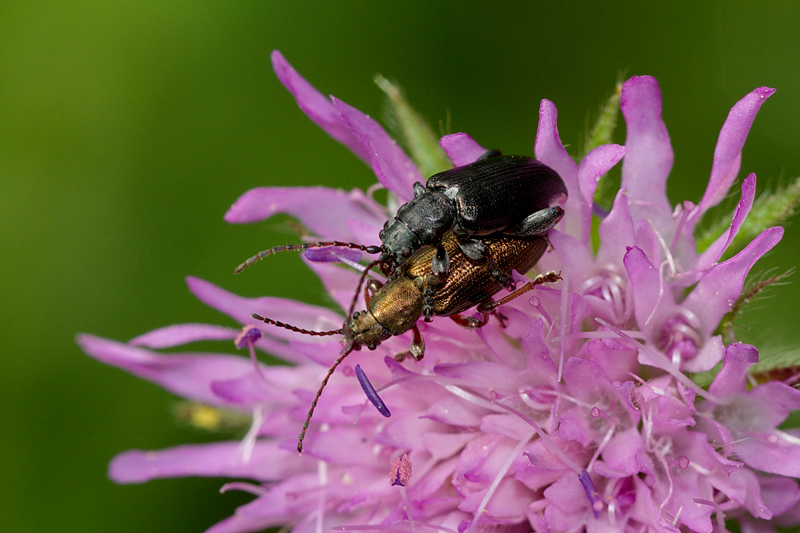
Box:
[355,364,391,417]
[234,325,262,349]
[578,470,602,518]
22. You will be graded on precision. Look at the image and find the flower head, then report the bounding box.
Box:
[78,51,799,532]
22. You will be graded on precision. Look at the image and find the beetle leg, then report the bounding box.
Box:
[484,253,517,292]
[505,206,565,237]
[457,238,487,261]
[364,279,384,305]
[409,325,425,360]
[449,308,508,329]
[451,272,561,330]
[431,244,450,277]
[422,274,440,322]
[449,312,487,329]
[479,271,562,313]
[477,149,502,161]
[393,325,426,361]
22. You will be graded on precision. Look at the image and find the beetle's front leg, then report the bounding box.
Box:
[422,246,449,321]
[393,325,425,361]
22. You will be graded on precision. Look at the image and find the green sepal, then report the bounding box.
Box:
[587,80,623,214]
[374,74,451,177]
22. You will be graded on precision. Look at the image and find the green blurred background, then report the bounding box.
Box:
[2,2,799,531]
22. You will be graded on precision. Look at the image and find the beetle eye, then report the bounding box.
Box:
[378,230,384,239]
[402,247,412,257]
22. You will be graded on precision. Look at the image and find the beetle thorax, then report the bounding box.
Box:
[379,192,455,270]
[366,276,425,337]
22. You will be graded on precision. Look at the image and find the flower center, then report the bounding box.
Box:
[656,308,702,366]
[580,266,627,321]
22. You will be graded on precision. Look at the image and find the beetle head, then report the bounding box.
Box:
[349,309,392,350]
[378,218,418,275]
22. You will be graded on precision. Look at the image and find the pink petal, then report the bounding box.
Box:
[709,342,758,398]
[224,186,383,243]
[697,173,757,269]
[534,99,579,236]
[624,245,675,337]
[759,476,800,517]
[77,334,252,406]
[439,132,487,166]
[109,440,305,484]
[598,427,644,477]
[596,188,636,268]
[736,429,800,477]
[130,323,239,348]
[271,50,369,162]
[575,144,627,243]
[332,97,422,200]
[620,76,673,220]
[683,226,783,338]
[187,276,343,337]
[693,87,775,220]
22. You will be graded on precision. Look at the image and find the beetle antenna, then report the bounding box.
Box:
[251,313,344,337]
[235,241,381,274]
[298,341,357,453]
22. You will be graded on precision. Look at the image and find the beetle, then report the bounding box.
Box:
[235,153,566,320]
[251,228,563,452]
[377,153,567,282]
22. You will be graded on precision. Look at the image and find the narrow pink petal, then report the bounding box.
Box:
[332,97,422,200]
[736,429,800,477]
[697,173,757,268]
[534,99,579,236]
[271,50,369,162]
[224,186,383,243]
[439,132,487,166]
[548,229,594,292]
[709,343,758,398]
[682,226,783,337]
[187,276,343,337]
[109,440,305,484]
[624,246,675,336]
[747,382,800,428]
[620,76,673,218]
[759,476,800,517]
[130,324,238,348]
[576,144,626,243]
[186,276,345,364]
[77,334,252,406]
[596,188,636,267]
[693,87,775,219]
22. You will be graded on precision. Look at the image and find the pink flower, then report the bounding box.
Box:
[77,52,799,532]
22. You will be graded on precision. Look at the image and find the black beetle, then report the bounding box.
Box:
[251,229,563,452]
[234,153,566,298]
[377,153,567,281]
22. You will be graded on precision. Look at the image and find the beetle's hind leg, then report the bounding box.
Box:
[449,271,562,330]
[505,206,565,237]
